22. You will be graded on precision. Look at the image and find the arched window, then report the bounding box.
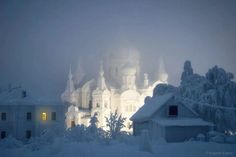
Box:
[104,101,108,108]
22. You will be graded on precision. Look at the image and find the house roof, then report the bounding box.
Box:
[152,118,214,126]
[130,93,174,122]
[0,87,61,106]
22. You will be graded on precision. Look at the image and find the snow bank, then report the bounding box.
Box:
[1,139,235,157]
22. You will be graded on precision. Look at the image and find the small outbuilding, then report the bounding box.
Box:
[130,93,214,142]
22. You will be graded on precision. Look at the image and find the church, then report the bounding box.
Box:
[61,50,168,131]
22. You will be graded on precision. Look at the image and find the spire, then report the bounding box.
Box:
[97,61,107,90]
[99,61,104,77]
[157,57,168,82]
[61,65,75,103]
[74,60,85,85]
[67,64,75,93]
[69,64,73,80]
[144,73,149,87]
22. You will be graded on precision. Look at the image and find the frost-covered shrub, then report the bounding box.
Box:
[26,137,46,151]
[0,136,23,149]
[89,113,99,132]
[105,110,126,139]
[153,84,178,96]
[65,124,90,142]
[210,134,225,143]
[87,112,102,139]
[119,133,139,145]
[207,131,221,139]
[207,131,236,144]
[49,137,68,155]
[188,137,195,142]
[64,113,111,144]
[113,131,133,144]
[26,125,65,151]
[196,134,205,142]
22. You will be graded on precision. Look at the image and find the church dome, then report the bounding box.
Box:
[121,64,136,75]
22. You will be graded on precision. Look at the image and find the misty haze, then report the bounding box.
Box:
[1,0,236,99]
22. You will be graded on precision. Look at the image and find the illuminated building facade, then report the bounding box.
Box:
[62,50,168,130]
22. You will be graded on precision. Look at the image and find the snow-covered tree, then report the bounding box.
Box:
[88,113,99,136]
[215,109,224,131]
[206,66,232,86]
[178,62,236,133]
[153,84,178,96]
[65,124,90,142]
[181,60,194,83]
[89,113,98,128]
[105,110,126,139]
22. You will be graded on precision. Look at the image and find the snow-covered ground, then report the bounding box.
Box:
[1,138,235,157]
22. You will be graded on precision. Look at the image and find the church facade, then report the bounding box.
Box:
[61,51,168,131]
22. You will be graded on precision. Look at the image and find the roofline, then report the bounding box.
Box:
[130,93,174,121]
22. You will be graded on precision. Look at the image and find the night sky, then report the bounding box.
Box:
[1,0,236,99]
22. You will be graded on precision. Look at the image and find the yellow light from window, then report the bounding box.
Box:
[42,112,47,121]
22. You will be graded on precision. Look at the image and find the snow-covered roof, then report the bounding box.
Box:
[0,87,61,106]
[130,93,174,122]
[152,118,214,126]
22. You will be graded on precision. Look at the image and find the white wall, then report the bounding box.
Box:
[0,104,66,141]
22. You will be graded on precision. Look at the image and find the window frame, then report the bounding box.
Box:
[168,105,178,117]
[51,112,56,121]
[1,131,6,139]
[1,112,6,121]
[26,112,32,120]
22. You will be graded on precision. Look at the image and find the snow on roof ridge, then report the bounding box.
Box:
[130,93,174,121]
[0,87,61,106]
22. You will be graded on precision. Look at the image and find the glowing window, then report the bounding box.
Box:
[41,112,47,121]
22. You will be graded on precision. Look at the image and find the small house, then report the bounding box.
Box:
[130,93,214,142]
[0,87,66,141]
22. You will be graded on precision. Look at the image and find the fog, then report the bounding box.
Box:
[0,0,236,99]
